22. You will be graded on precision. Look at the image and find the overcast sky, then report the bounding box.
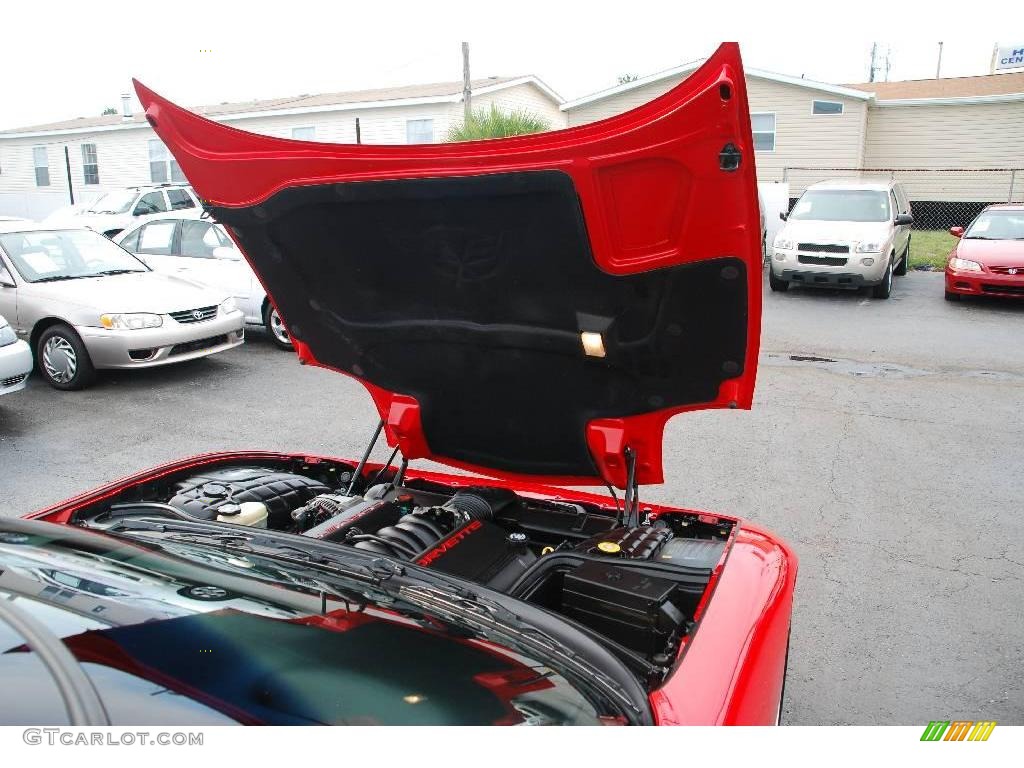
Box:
[2,1,1020,130]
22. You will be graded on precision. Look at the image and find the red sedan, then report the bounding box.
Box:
[945,204,1024,300]
[6,44,796,726]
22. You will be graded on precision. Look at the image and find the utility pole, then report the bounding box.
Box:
[989,43,999,74]
[63,146,75,206]
[936,42,944,79]
[869,42,878,82]
[462,42,472,125]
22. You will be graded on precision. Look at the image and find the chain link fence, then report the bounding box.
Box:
[782,167,1023,229]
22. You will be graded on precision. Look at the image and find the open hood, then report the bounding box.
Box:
[133,43,762,488]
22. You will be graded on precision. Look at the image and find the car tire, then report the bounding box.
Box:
[945,290,962,302]
[768,270,789,292]
[894,238,909,276]
[36,323,96,390]
[263,303,293,350]
[872,259,893,299]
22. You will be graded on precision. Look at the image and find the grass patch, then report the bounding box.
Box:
[909,229,956,269]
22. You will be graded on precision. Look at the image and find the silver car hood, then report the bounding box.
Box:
[20,271,227,316]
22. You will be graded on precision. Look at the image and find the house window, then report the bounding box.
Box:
[291,126,315,140]
[148,139,185,183]
[81,144,99,185]
[812,100,844,115]
[406,119,434,144]
[33,146,50,186]
[751,113,776,152]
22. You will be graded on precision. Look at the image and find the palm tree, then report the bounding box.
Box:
[447,104,550,142]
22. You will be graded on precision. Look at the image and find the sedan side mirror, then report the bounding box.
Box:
[949,226,965,238]
[212,246,242,261]
[894,213,914,226]
[779,211,788,221]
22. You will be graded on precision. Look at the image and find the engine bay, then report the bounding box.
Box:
[72,457,734,681]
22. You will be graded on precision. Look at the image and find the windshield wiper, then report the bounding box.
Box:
[90,269,146,276]
[31,274,89,283]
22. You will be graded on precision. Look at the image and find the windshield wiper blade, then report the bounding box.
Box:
[91,269,145,276]
[31,275,89,283]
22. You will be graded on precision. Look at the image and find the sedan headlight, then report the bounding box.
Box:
[99,313,163,330]
[774,235,795,251]
[855,241,883,254]
[949,257,983,273]
[0,321,16,347]
[219,297,238,315]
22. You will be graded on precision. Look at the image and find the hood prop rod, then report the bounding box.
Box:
[346,418,385,495]
[622,446,641,528]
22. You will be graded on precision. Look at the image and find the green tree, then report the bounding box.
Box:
[101,106,118,115]
[447,104,550,142]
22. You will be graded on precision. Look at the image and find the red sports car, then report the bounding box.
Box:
[5,43,796,726]
[945,203,1024,300]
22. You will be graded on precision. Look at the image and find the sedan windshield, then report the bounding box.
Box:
[0,229,148,283]
[87,191,136,215]
[964,210,1024,240]
[789,189,891,223]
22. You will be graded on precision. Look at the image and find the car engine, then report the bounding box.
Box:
[77,460,732,669]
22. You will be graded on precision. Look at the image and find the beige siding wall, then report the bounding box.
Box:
[566,74,869,192]
[863,102,1024,201]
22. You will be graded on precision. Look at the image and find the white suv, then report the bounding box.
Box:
[770,179,913,299]
[45,185,202,238]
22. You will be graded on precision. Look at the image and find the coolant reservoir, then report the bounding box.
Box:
[216,501,268,527]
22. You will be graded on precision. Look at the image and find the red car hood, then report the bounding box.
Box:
[133,43,762,489]
[955,237,1024,268]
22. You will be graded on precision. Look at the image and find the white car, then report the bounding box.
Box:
[44,185,203,239]
[0,313,33,396]
[770,179,913,299]
[114,216,292,349]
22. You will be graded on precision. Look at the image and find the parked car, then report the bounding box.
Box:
[945,203,1024,301]
[0,313,33,396]
[44,185,202,238]
[0,222,245,390]
[770,179,913,298]
[115,215,292,349]
[5,45,796,727]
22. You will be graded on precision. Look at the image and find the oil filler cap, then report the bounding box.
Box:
[597,541,621,554]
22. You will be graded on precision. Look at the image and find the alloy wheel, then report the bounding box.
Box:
[269,308,291,346]
[42,335,78,384]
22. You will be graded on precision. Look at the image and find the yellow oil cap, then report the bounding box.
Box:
[597,541,621,554]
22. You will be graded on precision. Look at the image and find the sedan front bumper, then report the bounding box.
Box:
[945,268,1024,299]
[0,339,33,395]
[77,310,245,369]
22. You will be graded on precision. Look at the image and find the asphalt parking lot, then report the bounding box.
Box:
[1,270,1022,725]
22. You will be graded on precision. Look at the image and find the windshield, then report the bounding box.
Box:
[87,191,137,215]
[0,523,605,726]
[790,189,891,223]
[0,229,148,283]
[964,210,1024,240]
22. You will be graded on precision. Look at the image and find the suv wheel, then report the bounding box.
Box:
[768,269,789,292]
[872,259,894,299]
[263,304,293,350]
[37,323,96,390]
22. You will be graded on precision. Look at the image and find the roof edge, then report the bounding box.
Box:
[561,61,874,111]
[0,76,563,140]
